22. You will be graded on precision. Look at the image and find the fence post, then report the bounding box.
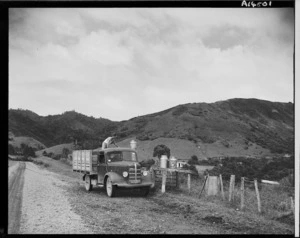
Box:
[176,171,179,188]
[219,174,225,200]
[232,175,235,201]
[229,175,235,202]
[187,173,191,194]
[290,197,294,214]
[162,169,167,193]
[254,179,261,213]
[228,175,232,202]
[241,177,245,210]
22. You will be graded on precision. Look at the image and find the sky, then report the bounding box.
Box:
[9,8,294,121]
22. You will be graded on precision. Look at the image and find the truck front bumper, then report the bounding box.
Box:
[115,182,154,188]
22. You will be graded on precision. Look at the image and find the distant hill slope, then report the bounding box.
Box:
[117,137,272,161]
[9,135,46,150]
[116,98,294,155]
[36,143,75,157]
[9,109,117,147]
[9,98,294,157]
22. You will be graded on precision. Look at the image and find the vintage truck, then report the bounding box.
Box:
[72,147,154,197]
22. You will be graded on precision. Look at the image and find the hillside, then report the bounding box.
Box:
[35,143,75,157]
[9,110,117,147]
[9,136,46,151]
[116,98,294,155]
[9,98,294,157]
[116,137,272,161]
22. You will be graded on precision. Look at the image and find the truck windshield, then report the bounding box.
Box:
[107,151,138,162]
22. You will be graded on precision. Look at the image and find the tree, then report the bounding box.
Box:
[188,155,199,165]
[153,144,170,159]
[9,144,15,155]
[62,148,70,158]
[23,145,36,158]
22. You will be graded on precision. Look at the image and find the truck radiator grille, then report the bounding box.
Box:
[129,168,141,184]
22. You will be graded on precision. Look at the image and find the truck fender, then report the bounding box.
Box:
[104,172,125,185]
[83,174,97,181]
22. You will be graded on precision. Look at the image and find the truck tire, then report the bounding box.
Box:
[106,176,117,197]
[85,175,93,191]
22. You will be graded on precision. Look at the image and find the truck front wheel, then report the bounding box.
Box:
[106,176,117,197]
[85,175,93,191]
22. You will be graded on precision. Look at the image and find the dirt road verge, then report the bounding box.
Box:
[19,162,92,234]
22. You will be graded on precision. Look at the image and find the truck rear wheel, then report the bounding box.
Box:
[106,176,116,197]
[85,175,93,191]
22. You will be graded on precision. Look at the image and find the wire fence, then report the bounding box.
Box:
[157,171,294,223]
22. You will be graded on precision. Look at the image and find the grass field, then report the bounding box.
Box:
[173,174,294,226]
[36,143,75,157]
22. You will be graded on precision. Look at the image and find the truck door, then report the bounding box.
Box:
[97,152,107,184]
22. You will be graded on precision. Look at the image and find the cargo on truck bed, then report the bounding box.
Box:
[72,150,97,174]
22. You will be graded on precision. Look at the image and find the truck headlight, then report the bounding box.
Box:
[143,171,148,176]
[123,171,128,177]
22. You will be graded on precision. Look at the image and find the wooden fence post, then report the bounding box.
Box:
[232,175,235,201]
[228,175,232,202]
[290,197,294,214]
[187,173,191,194]
[241,177,245,210]
[229,175,235,202]
[254,179,261,213]
[176,171,179,188]
[219,174,225,200]
[162,169,167,193]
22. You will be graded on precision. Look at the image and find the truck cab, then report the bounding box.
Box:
[73,147,154,197]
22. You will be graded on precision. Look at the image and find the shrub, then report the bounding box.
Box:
[62,148,70,158]
[53,154,61,160]
[19,144,36,159]
[9,144,16,155]
[198,159,211,166]
[188,155,199,165]
[182,163,198,174]
[153,144,170,159]
[137,134,150,141]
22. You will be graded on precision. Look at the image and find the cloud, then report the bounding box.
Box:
[9,8,294,121]
[201,25,252,50]
[73,30,133,66]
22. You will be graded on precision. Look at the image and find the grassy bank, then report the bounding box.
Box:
[171,173,294,226]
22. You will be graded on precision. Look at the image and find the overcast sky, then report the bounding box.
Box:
[9,8,294,121]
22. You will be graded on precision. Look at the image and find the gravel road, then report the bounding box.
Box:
[8,162,25,234]
[14,162,92,234]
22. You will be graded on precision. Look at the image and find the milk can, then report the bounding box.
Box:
[169,156,177,169]
[160,155,168,168]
